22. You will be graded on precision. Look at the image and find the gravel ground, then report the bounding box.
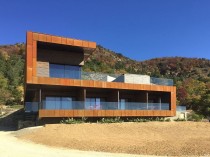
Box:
[16,122,210,156]
[0,128,154,157]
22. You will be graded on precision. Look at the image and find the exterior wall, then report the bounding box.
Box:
[114,74,151,85]
[37,61,49,77]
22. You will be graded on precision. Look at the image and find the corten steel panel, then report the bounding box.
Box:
[59,110,65,117]
[32,58,36,76]
[26,44,33,68]
[66,38,74,45]
[46,35,52,43]
[32,77,38,84]
[33,33,39,40]
[61,38,67,45]
[100,110,106,116]
[32,77,176,93]
[82,41,89,47]
[73,39,83,47]
[89,42,96,48]
[52,36,62,44]
[27,68,33,83]
[106,110,114,116]
[32,41,37,58]
[64,110,74,117]
[54,110,60,117]
[28,31,96,49]
[77,110,85,117]
[27,32,33,45]
[93,110,98,117]
[170,87,176,116]
[113,110,122,116]
[38,109,174,118]
[84,110,93,117]
[38,34,47,42]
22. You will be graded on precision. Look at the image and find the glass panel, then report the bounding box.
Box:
[65,65,81,79]
[85,98,91,109]
[50,64,65,78]
[61,97,72,109]
[95,98,101,109]
[45,97,56,109]
[55,97,61,109]
[40,99,170,111]
[120,99,125,110]
[50,64,81,79]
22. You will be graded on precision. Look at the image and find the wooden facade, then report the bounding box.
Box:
[25,31,176,118]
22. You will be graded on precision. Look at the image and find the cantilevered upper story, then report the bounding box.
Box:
[24,31,176,118]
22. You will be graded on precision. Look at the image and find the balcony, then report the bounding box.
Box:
[82,71,174,86]
[25,101,170,112]
[37,62,173,86]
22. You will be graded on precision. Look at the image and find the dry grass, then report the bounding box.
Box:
[18,122,210,156]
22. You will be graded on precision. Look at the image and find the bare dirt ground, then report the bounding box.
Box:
[16,122,210,156]
[0,127,152,157]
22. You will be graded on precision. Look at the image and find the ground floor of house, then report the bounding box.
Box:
[25,84,176,118]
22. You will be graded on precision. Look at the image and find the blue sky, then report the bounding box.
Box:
[0,0,210,61]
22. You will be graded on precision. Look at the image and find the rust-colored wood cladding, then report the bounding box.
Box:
[25,31,96,84]
[31,76,176,92]
[39,110,175,118]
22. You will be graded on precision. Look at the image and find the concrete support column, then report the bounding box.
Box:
[78,88,86,109]
[78,88,86,101]
[159,97,162,110]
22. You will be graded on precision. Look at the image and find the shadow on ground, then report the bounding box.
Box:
[0,109,24,131]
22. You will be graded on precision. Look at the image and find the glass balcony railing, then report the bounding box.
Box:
[25,101,170,111]
[43,65,174,86]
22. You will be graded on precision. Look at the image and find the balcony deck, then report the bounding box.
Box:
[25,101,175,118]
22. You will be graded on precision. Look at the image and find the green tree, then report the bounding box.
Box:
[177,78,207,110]
[0,74,11,104]
[198,89,210,117]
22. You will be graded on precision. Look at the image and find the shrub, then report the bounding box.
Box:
[159,118,165,122]
[174,118,186,121]
[60,117,87,124]
[187,113,204,122]
[98,117,123,123]
[165,118,171,122]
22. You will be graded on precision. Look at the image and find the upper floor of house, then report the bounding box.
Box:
[25,31,174,90]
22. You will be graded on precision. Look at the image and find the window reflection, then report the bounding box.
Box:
[50,63,81,79]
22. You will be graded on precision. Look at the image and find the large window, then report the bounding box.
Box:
[49,63,81,79]
[44,97,74,109]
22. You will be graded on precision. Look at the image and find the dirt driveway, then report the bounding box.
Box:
[0,128,154,157]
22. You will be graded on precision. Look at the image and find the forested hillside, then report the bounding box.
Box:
[0,44,210,117]
[0,44,24,106]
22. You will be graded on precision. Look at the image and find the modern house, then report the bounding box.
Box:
[24,31,176,119]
